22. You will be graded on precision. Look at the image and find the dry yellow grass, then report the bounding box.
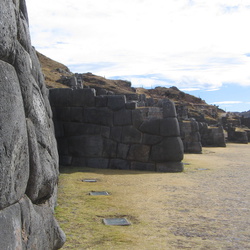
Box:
[56,143,250,249]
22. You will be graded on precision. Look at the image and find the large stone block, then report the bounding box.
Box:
[0,61,29,209]
[0,0,17,63]
[107,95,126,110]
[69,88,96,107]
[86,158,109,169]
[151,137,184,162]
[0,203,22,249]
[68,135,103,157]
[19,196,66,249]
[26,125,58,204]
[156,162,184,172]
[109,159,130,170]
[139,119,160,135]
[122,126,142,144]
[49,88,72,107]
[114,109,132,126]
[63,123,102,136]
[128,144,150,162]
[131,162,155,171]
[17,7,32,53]
[110,127,123,142]
[70,107,83,122]
[53,107,72,122]
[132,109,147,128]
[161,99,177,118]
[103,139,117,158]
[159,118,180,137]
[142,134,162,145]
[95,95,108,107]
[117,143,130,159]
[83,107,113,126]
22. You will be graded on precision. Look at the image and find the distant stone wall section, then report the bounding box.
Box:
[50,89,184,172]
[0,0,65,249]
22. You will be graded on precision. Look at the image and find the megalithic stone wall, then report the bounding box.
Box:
[0,0,65,249]
[50,88,184,172]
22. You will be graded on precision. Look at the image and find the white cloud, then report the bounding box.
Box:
[212,101,243,105]
[26,0,250,91]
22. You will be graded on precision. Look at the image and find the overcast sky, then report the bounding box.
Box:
[26,0,250,112]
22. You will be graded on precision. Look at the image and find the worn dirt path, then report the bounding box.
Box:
[58,143,250,249]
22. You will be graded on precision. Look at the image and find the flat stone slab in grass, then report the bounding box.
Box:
[89,191,109,196]
[82,179,97,182]
[103,218,131,226]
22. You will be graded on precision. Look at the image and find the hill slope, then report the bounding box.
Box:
[37,51,225,123]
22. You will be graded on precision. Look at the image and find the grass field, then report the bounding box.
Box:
[55,144,250,249]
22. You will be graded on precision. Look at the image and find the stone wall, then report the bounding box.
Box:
[50,89,184,172]
[199,123,226,147]
[0,0,65,248]
[179,119,202,153]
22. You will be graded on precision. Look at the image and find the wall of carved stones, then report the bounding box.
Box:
[50,89,184,172]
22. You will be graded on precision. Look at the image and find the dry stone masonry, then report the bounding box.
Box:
[50,89,184,172]
[0,0,65,248]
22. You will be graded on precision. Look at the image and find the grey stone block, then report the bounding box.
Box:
[139,119,161,135]
[68,135,103,157]
[57,137,69,155]
[95,95,108,107]
[160,118,180,137]
[109,159,130,170]
[132,109,147,128]
[103,139,117,158]
[59,155,72,166]
[156,162,184,172]
[0,203,22,250]
[49,88,72,107]
[125,102,137,110]
[131,162,155,171]
[101,126,110,138]
[117,143,130,159]
[84,107,113,126]
[70,107,84,122]
[19,196,66,250]
[142,134,162,145]
[17,7,31,52]
[70,88,96,107]
[122,126,142,144]
[53,107,71,122]
[162,99,177,118]
[107,95,126,110]
[71,157,87,166]
[63,123,102,136]
[114,109,132,126]
[0,61,29,209]
[86,158,109,169]
[128,144,150,162]
[110,127,123,141]
[0,0,17,64]
[151,137,184,162]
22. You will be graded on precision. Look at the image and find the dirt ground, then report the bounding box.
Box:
[57,143,250,249]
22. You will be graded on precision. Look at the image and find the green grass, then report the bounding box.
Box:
[55,167,142,249]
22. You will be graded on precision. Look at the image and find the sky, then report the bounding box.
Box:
[26,0,250,112]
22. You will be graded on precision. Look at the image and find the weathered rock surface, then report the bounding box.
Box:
[0,0,65,248]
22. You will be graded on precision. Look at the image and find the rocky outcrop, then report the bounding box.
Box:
[50,89,184,172]
[0,0,65,248]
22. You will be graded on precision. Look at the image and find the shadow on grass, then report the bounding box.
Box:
[59,165,185,176]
